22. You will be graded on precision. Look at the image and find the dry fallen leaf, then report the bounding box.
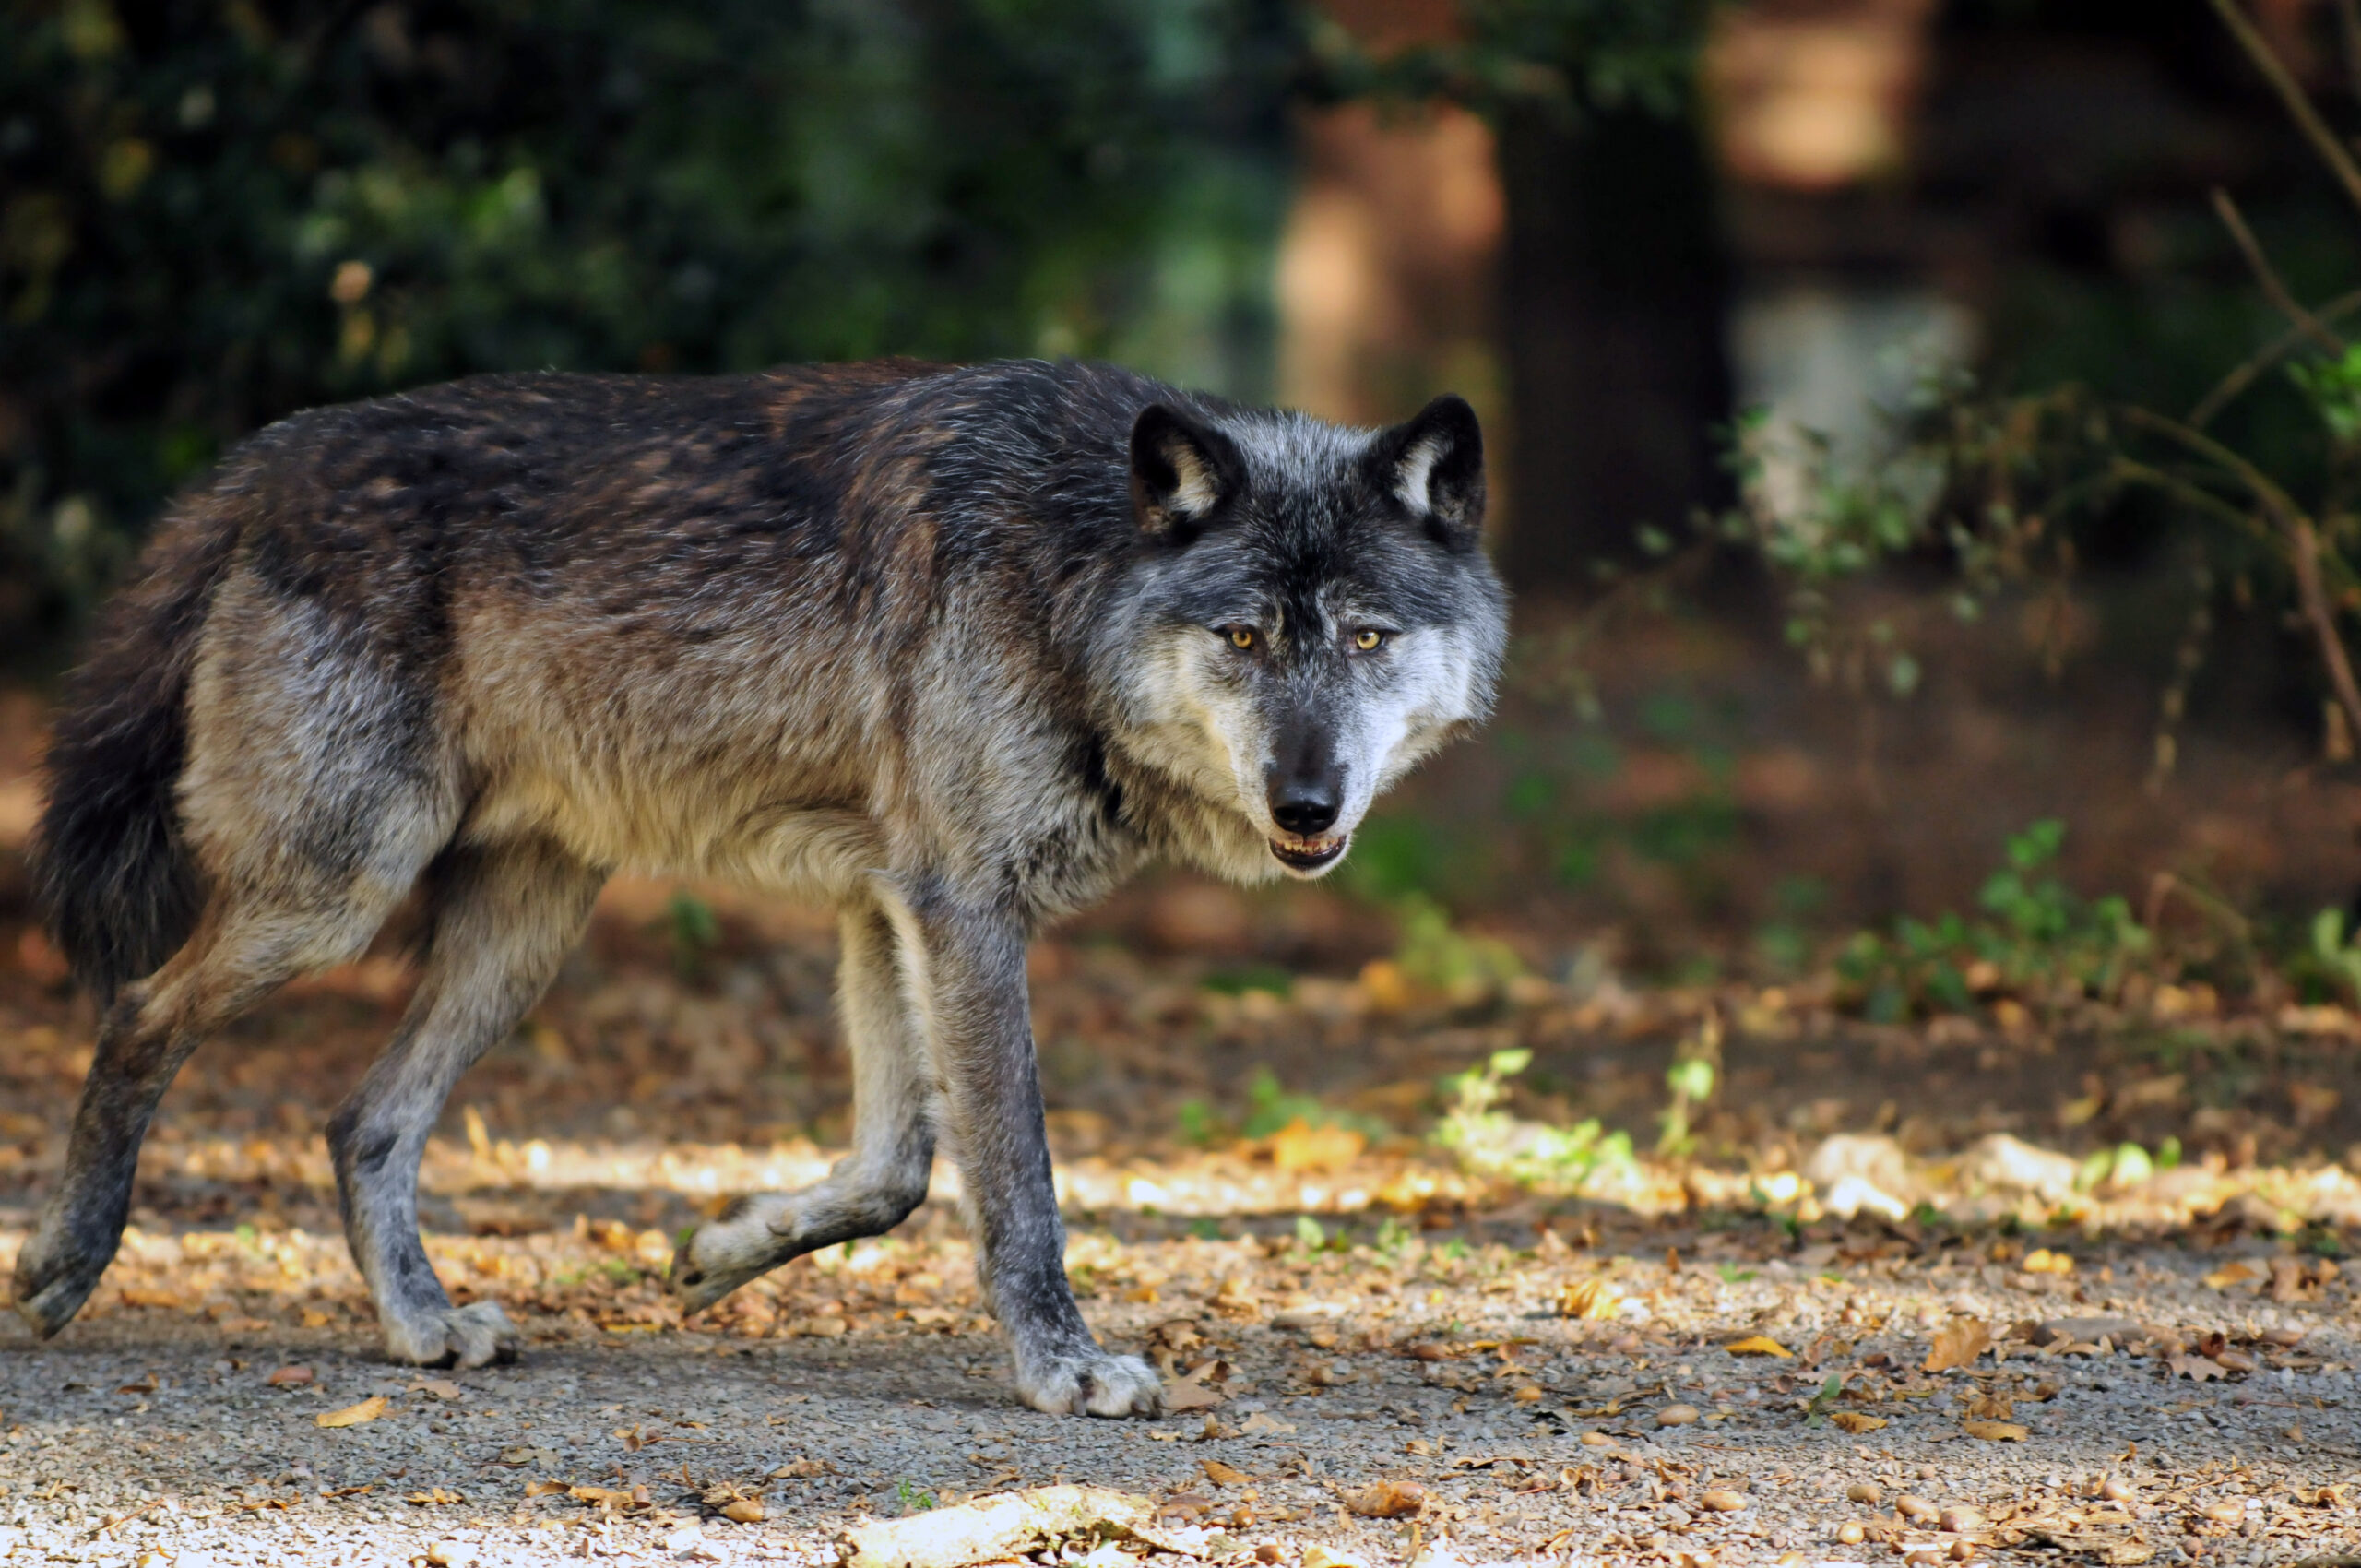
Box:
[1830,1412,1888,1433]
[1963,1420,2029,1442]
[411,1378,464,1402]
[1202,1459,1252,1488]
[2166,1354,2225,1383]
[768,1458,832,1479]
[1341,1479,1425,1519]
[1303,1547,1370,1568]
[1966,1393,2017,1420]
[1164,1375,1224,1412]
[1655,1404,1700,1428]
[1510,1385,1544,1404]
[1699,1489,1749,1512]
[2201,1260,2260,1289]
[1925,1320,1993,1373]
[524,1480,569,1499]
[1557,1278,1621,1320]
[720,1499,764,1524]
[1239,1411,1296,1436]
[1723,1336,1792,1358]
[1268,1118,1365,1174]
[264,1365,313,1388]
[315,1396,387,1429]
[2021,1249,2074,1276]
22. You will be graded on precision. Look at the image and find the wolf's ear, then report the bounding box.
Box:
[1131,404,1245,541]
[1372,394,1485,548]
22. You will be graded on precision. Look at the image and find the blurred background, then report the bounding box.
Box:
[11,0,2361,1033]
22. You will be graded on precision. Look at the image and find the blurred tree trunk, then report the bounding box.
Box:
[1497,103,1735,592]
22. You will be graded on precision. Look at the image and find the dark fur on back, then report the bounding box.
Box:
[17,357,1507,1413]
[33,506,240,1002]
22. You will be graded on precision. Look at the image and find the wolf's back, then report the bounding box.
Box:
[32,498,240,1003]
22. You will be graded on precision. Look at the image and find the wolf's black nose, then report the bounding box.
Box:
[1270,780,1340,837]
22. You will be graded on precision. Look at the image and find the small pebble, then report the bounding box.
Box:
[1948,1541,1975,1562]
[1848,1482,1883,1505]
[1837,1522,1868,1545]
[1699,1489,1748,1512]
[1656,1404,1700,1428]
[2098,1477,2133,1503]
[1939,1505,1984,1532]
[1897,1495,1939,1523]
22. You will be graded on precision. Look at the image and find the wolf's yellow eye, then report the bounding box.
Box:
[1353,628,1384,651]
[1227,626,1255,650]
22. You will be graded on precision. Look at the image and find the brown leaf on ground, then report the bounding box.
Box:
[314,1396,387,1429]
[2166,1354,2224,1382]
[1163,1371,1224,1412]
[1966,1393,2017,1420]
[264,1365,313,1387]
[1830,1411,1887,1433]
[1202,1459,1251,1488]
[1723,1336,1791,1358]
[1557,1278,1620,1320]
[1963,1420,2029,1442]
[1925,1320,1993,1373]
[1269,1118,1364,1173]
[1341,1479,1424,1519]
[2201,1260,2259,1289]
[768,1458,833,1479]
[524,1480,568,1499]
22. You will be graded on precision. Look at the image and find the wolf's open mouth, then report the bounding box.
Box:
[1269,835,1347,872]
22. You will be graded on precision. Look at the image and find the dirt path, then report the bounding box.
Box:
[0,1197,2354,1567]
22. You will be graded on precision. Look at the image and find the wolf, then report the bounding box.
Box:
[16,357,1507,1415]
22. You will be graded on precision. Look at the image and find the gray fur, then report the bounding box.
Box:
[18,359,1506,1414]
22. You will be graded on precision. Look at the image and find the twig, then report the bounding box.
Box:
[2143,871,2253,948]
[2189,288,2361,427]
[2210,187,2346,355]
[2337,0,2361,102]
[2207,0,2361,218]
[2291,515,2361,748]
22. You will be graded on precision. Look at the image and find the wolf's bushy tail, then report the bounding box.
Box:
[31,507,239,1003]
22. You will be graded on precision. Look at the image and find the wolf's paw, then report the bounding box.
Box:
[383,1301,516,1370]
[1015,1349,1164,1418]
[10,1225,108,1340]
[672,1196,799,1314]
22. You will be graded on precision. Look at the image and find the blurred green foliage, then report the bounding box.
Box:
[1836,820,2152,1022]
[0,0,1299,653]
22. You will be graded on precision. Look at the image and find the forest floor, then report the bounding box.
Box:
[0,870,2353,1568]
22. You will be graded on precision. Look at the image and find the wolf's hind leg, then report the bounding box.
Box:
[673,904,937,1312]
[15,889,390,1338]
[326,838,602,1369]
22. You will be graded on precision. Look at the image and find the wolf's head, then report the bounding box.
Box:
[1101,393,1509,882]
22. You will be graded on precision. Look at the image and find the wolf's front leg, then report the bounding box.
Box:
[673,906,937,1310]
[902,895,1161,1418]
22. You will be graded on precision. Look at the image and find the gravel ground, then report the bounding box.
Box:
[0,1206,2354,1568]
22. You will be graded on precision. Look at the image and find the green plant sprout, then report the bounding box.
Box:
[1432,1048,1634,1191]
[1656,1016,1722,1157]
